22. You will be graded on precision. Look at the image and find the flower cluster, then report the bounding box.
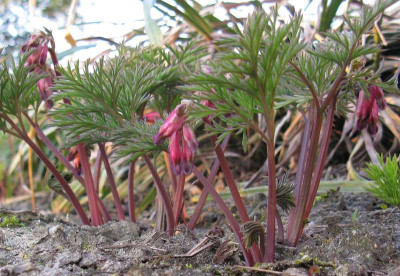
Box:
[154,104,198,175]
[356,85,386,135]
[21,32,55,108]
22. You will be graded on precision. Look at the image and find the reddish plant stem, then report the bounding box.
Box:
[77,144,103,226]
[276,211,284,243]
[173,174,185,225]
[286,107,323,246]
[164,152,177,193]
[142,155,175,236]
[4,116,90,225]
[98,143,125,221]
[192,166,254,266]
[211,134,262,263]
[93,149,102,193]
[304,96,337,219]
[24,114,112,221]
[127,161,136,222]
[188,133,231,230]
[285,107,314,240]
[264,133,277,262]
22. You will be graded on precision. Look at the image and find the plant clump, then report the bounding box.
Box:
[365,154,400,207]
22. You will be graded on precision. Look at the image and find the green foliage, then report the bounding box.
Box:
[364,155,400,207]
[186,8,304,147]
[52,43,204,160]
[0,52,41,131]
[0,215,24,228]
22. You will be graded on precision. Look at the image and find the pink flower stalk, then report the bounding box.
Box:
[153,104,186,145]
[356,85,386,136]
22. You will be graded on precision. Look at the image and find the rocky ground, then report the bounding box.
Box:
[0,190,399,275]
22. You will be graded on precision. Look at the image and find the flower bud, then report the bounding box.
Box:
[143,112,160,124]
[153,104,186,145]
[39,44,48,66]
[183,125,198,151]
[169,130,182,175]
[369,85,386,110]
[182,137,194,175]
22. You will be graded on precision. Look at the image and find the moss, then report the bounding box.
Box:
[0,216,24,228]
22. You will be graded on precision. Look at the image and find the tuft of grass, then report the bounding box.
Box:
[364,154,400,207]
[0,215,24,227]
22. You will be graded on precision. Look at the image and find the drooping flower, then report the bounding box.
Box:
[181,137,194,174]
[153,104,186,145]
[35,68,55,108]
[183,125,198,151]
[169,130,182,175]
[153,104,198,175]
[22,32,56,109]
[356,86,386,136]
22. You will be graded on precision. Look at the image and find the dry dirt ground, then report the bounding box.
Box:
[0,190,399,275]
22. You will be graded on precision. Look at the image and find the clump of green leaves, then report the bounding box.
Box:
[364,155,400,207]
[0,215,24,227]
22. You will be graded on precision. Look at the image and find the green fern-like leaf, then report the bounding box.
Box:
[364,154,400,207]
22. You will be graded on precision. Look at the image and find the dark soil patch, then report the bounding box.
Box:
[0,190,399,275]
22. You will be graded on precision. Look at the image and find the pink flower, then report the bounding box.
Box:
[26,45,43,67]
[35,68,54,108]
[181,137,194,174]
[183,125,198,151]
[143,112,160,124]
[154,104,198,175]
[153,104,186,145]
[356,86,386,136]
[39,44,48,66]
[169,130,182,175]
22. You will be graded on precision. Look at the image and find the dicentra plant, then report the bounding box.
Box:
[0,0,398,267]
[185,0,398,263]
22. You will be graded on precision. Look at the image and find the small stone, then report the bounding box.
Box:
[48,225,63,236]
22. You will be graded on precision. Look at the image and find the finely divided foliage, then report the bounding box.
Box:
[0,0,398,266]
[52,43,205,153]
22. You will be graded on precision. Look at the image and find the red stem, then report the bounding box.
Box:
[211,134,262,263]
[264,134,277,262]
[188,133,231,230]
[286,108,323,246]
[128,161,136,222]
[173,174,185,225]
[98,143,126,221]
[4,117,90,225]
[93,149,102,193]
[25,115,112,221]
[192,166,254,266]
[276,211,284,243]
[77,144,103,226]
[143,155,175,236]
[304,96,337,218]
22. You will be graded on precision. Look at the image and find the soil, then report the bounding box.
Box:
[0,190,399,275]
